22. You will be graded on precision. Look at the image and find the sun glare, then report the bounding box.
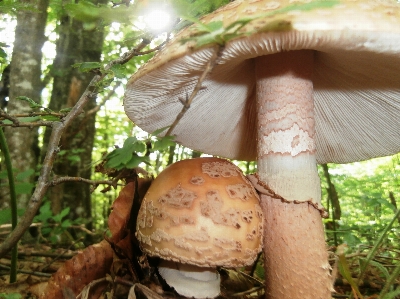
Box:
[143,9,172,32]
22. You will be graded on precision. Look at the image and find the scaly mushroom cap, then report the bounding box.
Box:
[136,157,263,267]
[124,0,400,163]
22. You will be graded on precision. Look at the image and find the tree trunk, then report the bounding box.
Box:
[322,163,341,220]
[41,0,106,237]
[0,0,49,210]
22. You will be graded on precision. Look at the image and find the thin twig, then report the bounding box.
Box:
[0,264,51,278]
[0,108,20,125]
[0,37,155,259]
[40,237,84,272]
[1,112,67,118]
[0,121,54,127]
[165,45,223,136]
[48,176,114,188]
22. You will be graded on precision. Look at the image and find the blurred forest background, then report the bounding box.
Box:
[0,0,399,298]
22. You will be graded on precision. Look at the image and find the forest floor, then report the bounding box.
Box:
[0,239,395,299]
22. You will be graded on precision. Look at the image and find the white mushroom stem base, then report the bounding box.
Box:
[158,260,221,299]
[255,51,332,298]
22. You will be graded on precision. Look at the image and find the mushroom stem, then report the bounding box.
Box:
[255,51,331,298]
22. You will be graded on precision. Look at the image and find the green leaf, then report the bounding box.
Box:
[15,169,35,181]
[18,116,41,123]
[359,258,390,280]
[53,207,70,223]
[73,62,101,72]
[151,126,170,136]
[0,208,25,225]
[15,182,34,195]
[34,202,53,223]
[16,96,41,109]
[40,115,60,121]
[65,1,135,24]
[61,219,72,228]
[153,136,176,152]
[105,137,148,169]
[125,155,148,169]
[110,64,127,79]
[59,107,73,114]
[0,47,7,59]
[105,148,132,169]
[58,150,67,156]
[67,155,81,163]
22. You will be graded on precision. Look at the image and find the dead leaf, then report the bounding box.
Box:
[30,240,113,299]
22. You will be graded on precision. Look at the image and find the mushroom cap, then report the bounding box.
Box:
[135,157,263,268]
[124,0,400,163]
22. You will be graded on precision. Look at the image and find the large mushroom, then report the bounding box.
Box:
[136,157,263,298]
[125,0,400,298]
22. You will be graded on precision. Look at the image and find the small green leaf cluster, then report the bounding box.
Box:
[0,97,70,125]
[0,208,24,226]
[0,0,35,15]
[104,129,175,171]
[58,148,85,165]
[64,1,137,26]
[33,201,77,245]
[0,168,35,197]
[72,61,128,91]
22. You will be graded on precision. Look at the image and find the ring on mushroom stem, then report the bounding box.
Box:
[135,157,263,299]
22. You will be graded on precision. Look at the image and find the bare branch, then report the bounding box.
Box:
[165,45,223,136]
[2,112,67,118]
[48,176,115,190]
[0,109,68,127]
[0,109,20,125]
[0,37,155,258]
[0,121,54,128]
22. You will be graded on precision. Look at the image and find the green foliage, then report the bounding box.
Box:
[0,0,35,14]
[0,293,22,299]
[0,42,7,63]
[64,1,136,25]
[104,132,176,171]
[33,201,76,244]
[0,168,35,197]
[105,136,148,170]
[72,61,102,73]
[58,148,85,165]
[0,208,25,226]
[320,154,400,247]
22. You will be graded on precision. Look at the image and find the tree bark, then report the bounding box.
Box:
[0,0,49,210]
[41,0,106,237]
[322,163,341,220]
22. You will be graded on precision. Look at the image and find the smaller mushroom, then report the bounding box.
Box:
[136,157,263,299]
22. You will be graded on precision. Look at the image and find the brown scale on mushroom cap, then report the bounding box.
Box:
[136,157,263,268]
